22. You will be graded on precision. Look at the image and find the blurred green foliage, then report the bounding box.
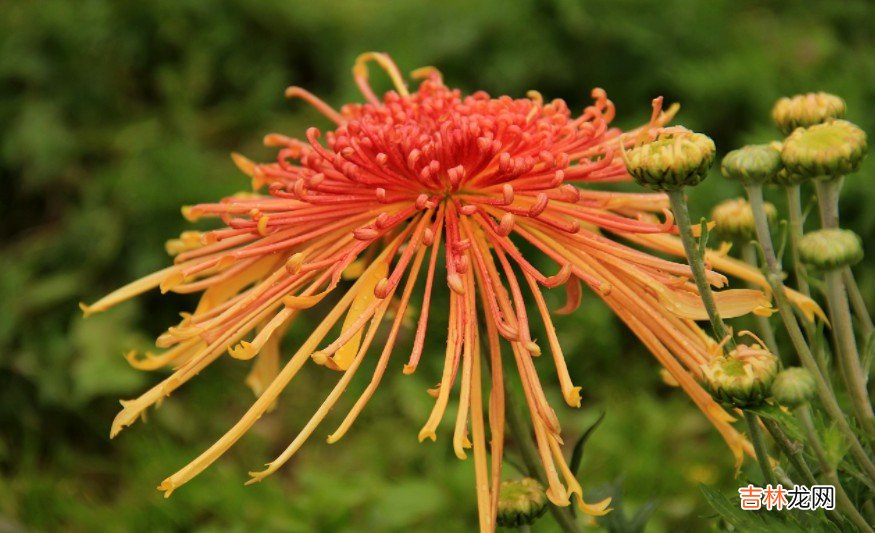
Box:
[2,0,874,531]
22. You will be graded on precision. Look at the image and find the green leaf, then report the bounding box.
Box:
[569,410,606,476]
[821,420,851,471]
[746,403,805,444]
[699,484,841,532]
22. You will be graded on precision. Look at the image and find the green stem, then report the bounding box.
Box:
[504,372,582,533]
[744,411,775,485]
[814,178,875,445]
[763,418,856,526]
[741,243,780,356]
[844,267,874,339]
[815,178,842,229]
[824,268,875,444]
[770,465,794,488]
[745,183,875,481]
[797,405,874,533]
[761,418,816,486]
[667,189,735,350]
[784,185,830,374]
[786,184,812,298]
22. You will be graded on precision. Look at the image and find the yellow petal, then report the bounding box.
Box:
[577,496,613,517]
[330,260,389,371]
[620,232,827,323]
[341,259,367,280]
[80,265,178,316]
[657,287,771,320]
[282,292,329,310]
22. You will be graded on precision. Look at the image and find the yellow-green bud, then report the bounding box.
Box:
[701,343,779,408]
[798,228,863,270]
[770,167,808,187]
[772,92,846,136]
[781,120,867,180]
[711,198,777,242]
[721,144,782,185]
[624,132,716,191]
[771,367,816,408]
[496,478,548,528]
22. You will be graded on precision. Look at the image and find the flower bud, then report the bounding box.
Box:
[797,228,864,270]
[781,120,867,180]
[772,92,846,136]
[496,478,548,528]
[721,144,782,185]
[771,367,816,408]
[624,131,716,191]
[700,343,779,408]
[711,198,777,242]
[770,167,808,187]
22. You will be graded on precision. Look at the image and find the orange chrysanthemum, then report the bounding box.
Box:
[82,53,820,531]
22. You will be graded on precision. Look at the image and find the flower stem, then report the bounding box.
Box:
[784,184,831,374]
[797,405,874,533]
[815,178,875,446]
[824,267,875,445]
[744,411,775,485]
[745,183,875,481]
[785,184,812,299]
[503,371,582,533]
[741,243,780,355]
[667,189,783,483]
[815,179,842,230]
[760,418,816,486]
[667,190,735,350]
[843,267,874,339]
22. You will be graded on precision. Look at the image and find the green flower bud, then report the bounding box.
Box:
[701,343,779,408]
[798,228,863,270]
[781,120,867,180]
[624,131,716,191]
[711,198,777,242]
[771,367,817,408]
[770,167,808,187]
[721,144,782,185]
[772,92,846,136]
[496,478,548,528]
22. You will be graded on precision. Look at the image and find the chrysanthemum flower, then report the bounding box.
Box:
[82,53,819,531]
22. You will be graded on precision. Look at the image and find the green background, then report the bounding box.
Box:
[2,0,874,530]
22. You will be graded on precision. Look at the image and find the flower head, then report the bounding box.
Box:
[82,53,817,530]
[781,119,867,179]
[772,367,817,408]
[700,334,779,408]
[772,92,846,136]
[496,478,549,527]
[624,127,716,191]
[720,144,782,186]
[712,198,776,243]
[798,228,864,270]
